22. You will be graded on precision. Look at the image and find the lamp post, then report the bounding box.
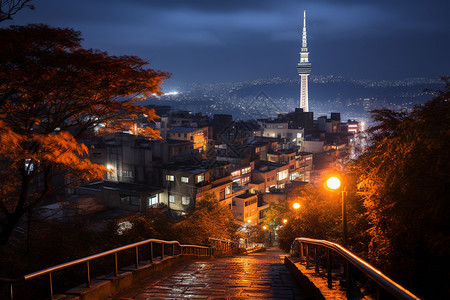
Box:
[326,176,348,248]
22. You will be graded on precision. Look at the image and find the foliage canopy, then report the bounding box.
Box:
[0,24,170,244]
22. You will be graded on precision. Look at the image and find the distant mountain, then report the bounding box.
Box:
[146,76,445,122]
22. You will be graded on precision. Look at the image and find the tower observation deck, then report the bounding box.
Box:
[297,10,311,112]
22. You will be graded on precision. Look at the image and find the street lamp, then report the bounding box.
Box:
[283,219,288,224]
[326,176,348,248]
[293,202,301,210]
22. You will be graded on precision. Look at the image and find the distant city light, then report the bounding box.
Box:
[164,91,179,96]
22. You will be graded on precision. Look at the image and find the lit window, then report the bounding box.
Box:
[225,185,232,195]
[122,170,134,178]
[148,194,159,206]
[277,170,288,181]
[181,176,189,183]
[166,175,174,181]
[197,174,204,183]
[181,196,190,205]
[169,195,175,203]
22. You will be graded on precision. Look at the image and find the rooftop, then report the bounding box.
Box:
[235,193,257,199]
[78,181,163,195]
[163,159,231,173]
[168,127,202,134]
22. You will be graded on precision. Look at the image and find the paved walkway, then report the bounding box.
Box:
[112,247,307,299]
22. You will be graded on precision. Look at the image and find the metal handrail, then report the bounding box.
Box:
[208,237,239,244]
[293,237,420,300]
[1,238,211,300]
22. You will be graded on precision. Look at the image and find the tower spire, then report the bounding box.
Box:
[303,9,306,28]
[297,10,312,112]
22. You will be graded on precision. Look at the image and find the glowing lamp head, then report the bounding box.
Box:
[326,176,341,190]
[263,226,267,230]
[293,203,301,210]
[247,219,251,223]
[283,219,288,224]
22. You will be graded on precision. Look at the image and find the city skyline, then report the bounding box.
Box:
[1,0,449,89]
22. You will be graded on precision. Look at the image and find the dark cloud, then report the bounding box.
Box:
[1,0,449,84]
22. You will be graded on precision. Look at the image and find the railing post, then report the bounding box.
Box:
[314,246,319,273]
[300,242,304,261]
[135,246,139,269]
[161,243,164,260]
[86,261,91,288]
[10,283,13,300]
[49,272,54,299]
[150,242,153,263]
[172,244,175,257]
[114,252,118,277]
[306,244,310,269]
[327,248,332,289]
[345,260,351,297]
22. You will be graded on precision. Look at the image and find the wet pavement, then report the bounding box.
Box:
[112,247,307,299]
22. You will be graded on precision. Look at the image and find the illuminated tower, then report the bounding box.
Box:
[297,10,312,112]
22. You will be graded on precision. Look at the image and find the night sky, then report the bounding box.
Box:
[2,0,449,88]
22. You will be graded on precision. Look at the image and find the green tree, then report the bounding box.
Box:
[351,78,450,298]
[0,24,170,245]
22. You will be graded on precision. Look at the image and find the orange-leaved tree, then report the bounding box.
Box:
[0,24,170,245]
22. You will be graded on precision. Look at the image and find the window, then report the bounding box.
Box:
[277,125,284,129]
[120,196,130,204]
[130,196,139,206]
[267,178,270,182]
[169,195,175,203]
[166,175,174,181]
[197,174,204,183]
[231,170,241,177]
[148,194,159,206]
[245,199,257,206]
[225,185,232,195]
[277,170,288,181]
[122,170,134,178]
[184,133,187,138]
[181,196,190,205]
[181,176,189,183]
